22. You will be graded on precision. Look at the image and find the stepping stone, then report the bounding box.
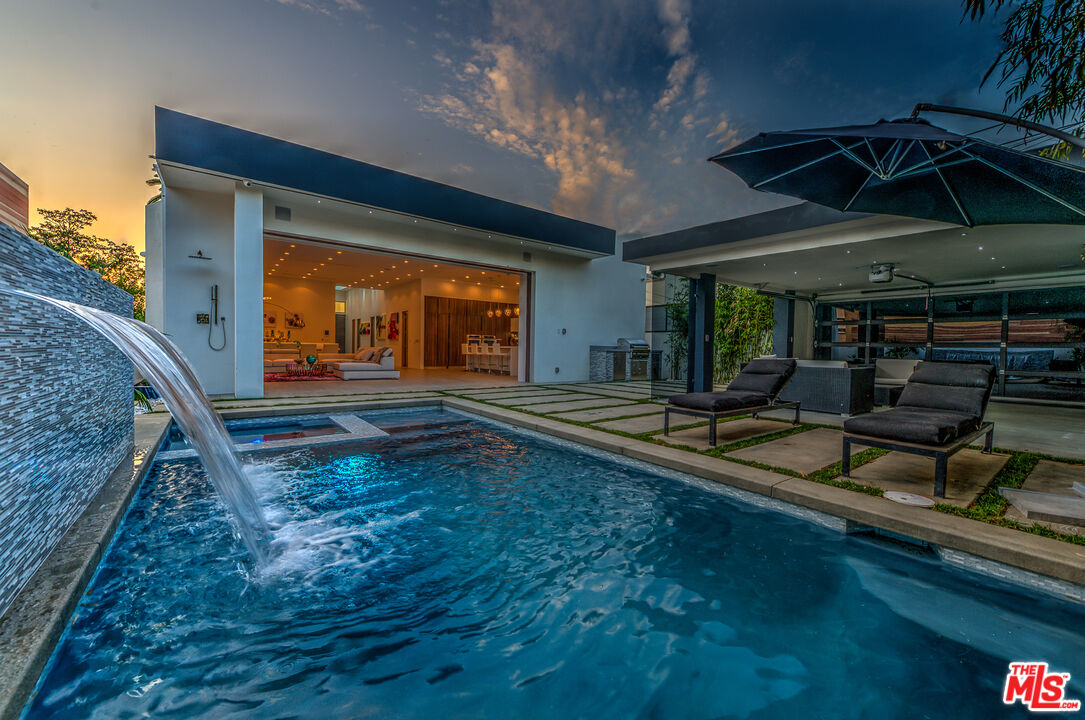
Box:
[728,428,856,476]
[551,403,657,422]
[596,412,669,435]
[470,390,573,401]
[456,387,547,396]
[848,448,1009,507]
[490,392,581,406]
[1000,489,1085,525]
[1004,460,1085,534]
[567,386,653,400]
[653,418,784,452]
[515,398,629,413]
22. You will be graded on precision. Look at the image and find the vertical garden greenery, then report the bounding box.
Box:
[663,280,775,382]
[713,285,775,382]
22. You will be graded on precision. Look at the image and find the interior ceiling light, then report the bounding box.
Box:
[337,251,342,254]
[290,244,296,247]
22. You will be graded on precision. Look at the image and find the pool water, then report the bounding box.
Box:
[165,418,345,450]
[24,408,1084,719]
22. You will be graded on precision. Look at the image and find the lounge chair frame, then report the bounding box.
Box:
[842,422,994,498]
[664,400,801,446]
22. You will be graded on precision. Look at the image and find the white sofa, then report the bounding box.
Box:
[323,347,400,380]
[875,359,920,387]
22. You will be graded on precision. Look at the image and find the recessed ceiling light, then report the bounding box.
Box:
[337,251,342,254]
[451,279,456,283]
[290,244,296,247]
[481,271,486,274]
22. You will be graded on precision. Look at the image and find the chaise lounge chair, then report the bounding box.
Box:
[842,361,996,498]
[664,358,800,446]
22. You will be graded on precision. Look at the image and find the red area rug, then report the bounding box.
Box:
[263,373,340,382]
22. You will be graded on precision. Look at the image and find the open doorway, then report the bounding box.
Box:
[262,233,528,390]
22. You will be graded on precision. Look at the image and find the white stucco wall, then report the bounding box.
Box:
[148,187,646,394]
[146,187,237,395]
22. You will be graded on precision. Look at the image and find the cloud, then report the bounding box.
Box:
[652,0,708,113]
[273,0,367,16]
[421,41,635,222]
[707,116,741,151]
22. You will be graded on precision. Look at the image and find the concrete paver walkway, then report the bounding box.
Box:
[728,428,863,475]
[849,449,1009,507]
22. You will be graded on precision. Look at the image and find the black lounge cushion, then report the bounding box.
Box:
[668,390,771,412]
[725,358,797,398]
[844,362,994,445]
[844,407,980,445]
[897,361,995,418]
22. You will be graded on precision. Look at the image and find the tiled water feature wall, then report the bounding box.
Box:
[0,223,134,617]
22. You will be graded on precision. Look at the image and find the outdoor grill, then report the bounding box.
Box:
[589,338,660,382]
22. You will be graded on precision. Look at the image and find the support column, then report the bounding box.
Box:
[233,185,264,399]
[773,296,795,357]
[687,273,715,392]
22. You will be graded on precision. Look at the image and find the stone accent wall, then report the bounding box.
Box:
[0,222,134,617]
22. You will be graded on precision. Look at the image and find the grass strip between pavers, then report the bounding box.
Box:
[935,450,1085,546]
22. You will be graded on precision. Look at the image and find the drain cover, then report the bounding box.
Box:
[884,491,935,508]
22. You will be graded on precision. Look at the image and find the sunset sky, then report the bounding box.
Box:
[0,0,1005,251]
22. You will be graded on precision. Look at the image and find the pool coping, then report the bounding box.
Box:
[2,397,1082,718]
[0,413,173,720]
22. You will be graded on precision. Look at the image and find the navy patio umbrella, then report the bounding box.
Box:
[709,111,1085,227]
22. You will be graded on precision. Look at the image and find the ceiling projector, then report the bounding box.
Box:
[869,264,895,283]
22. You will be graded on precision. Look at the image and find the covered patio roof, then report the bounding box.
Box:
[624,202,1085,300]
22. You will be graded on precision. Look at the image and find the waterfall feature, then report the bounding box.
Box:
[7,289,271,564]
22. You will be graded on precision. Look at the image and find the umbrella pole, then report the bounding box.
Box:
[911,103,1085,151]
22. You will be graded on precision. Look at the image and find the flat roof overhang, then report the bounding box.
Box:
[152,107,615,258]
[624,202,1085,301]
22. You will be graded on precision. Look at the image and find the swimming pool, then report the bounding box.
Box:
[23,408,1085,718]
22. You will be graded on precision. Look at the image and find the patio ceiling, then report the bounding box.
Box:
[624,203,1085,300]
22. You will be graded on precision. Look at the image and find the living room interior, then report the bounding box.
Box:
[262,235,526,386]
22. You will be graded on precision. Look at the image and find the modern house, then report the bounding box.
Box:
[144,108,645,398]
[626,202,1085,404]
[0,161,29,231]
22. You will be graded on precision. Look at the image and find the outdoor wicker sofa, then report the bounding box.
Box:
[664,358,800,446]
[842,361,996,497]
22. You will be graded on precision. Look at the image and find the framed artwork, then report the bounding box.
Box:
[359,321,371,337]
[284,311,306,329]
[388,312,399,340]
[263,309,279,327]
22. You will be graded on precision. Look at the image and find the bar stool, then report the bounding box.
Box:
[462,343,474,372]
[495,346,510,375]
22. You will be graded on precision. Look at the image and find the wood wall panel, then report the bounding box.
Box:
[424,296,517,367]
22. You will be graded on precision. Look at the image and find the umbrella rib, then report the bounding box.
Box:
[893,157,975,181]
[709,136,826,160]
[889,141,971,180]
[843,170,875,211]
[884,140,913,177]
[750,140,865,188]
[920,142,972,226]
[863,138,884,176]
[957,148,1085,217]
[829,139,878,175]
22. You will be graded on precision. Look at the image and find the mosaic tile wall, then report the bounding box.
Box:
[0,222,134,617]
